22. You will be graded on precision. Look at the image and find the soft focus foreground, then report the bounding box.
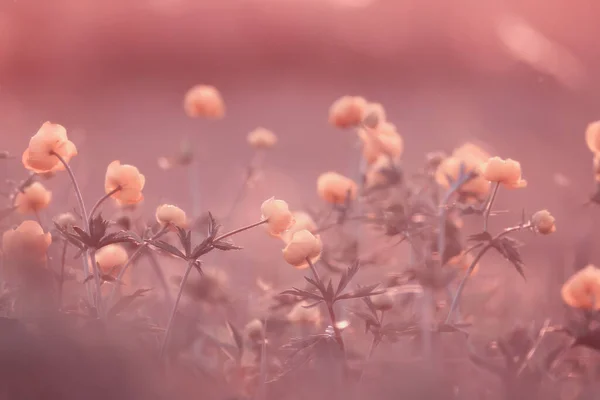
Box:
[1,1,600,400]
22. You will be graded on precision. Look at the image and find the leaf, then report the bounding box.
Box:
[335,261,360,297]
[212,241,242,251]
[493,237,526,280]
[347,308,380,328]
[362,296,378,317]
[72,226,93,246]
[324,280,335,302]
[336,283,383,301]
[227,321,244,358]
[304,276,326,294]
[207,212,221,238]
[468,231,493,243]
[175,227,191,257]
[98,231,139,248]
[190,239,211,259]
[107,288,152,317]
[89,214,110,239]
[147,240,186,259]
[280,288,324,302]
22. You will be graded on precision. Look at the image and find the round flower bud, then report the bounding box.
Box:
[482,157,527,189]
[183,84,225,119]
[244,319,264,342]
[54,212,77,230]
[328,96,367,129]
[95,244,129,280]
[561,265,600,310]
[22,122,78,173]
[317,172,358,205]
[370,291,395,311]
[2,220,52,264]
[105,160,146,205]
[15,182,52,215]
[531,210,556,234]
[247,128,277,149]
[156,204,187,229]
[260,197,295,237]
[282,229,322,269]
[281,211,318,243]
[585,121,600,154]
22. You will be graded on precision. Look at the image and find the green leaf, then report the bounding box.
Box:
[107,288,152,318]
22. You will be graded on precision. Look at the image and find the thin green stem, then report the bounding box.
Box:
[58,239,68,310]
[213,219,268,243]
[483,182,500,232]
[88,187,121,227]
[160,259,195,360]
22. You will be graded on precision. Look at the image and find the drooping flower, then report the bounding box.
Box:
[328,96,367,129]
[260,197,295,237]
[22,122,77,173]
[531,210,556,234]
[155,204,187,229]
[317,172,358,205]
[282,229,322,269]
[183,84,225,119]
[15,182,52,215]
[104,161,146,205]
[247,128,277,149]
[359,122,403,165]
[585,121,600,154]
[281,211,317,243]
[482,157,527,189]
[2,220,52,263]
[561,265,600,310]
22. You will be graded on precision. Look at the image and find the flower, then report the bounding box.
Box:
[328,96,367,128]
[22,122,77,173]
[287,301,321,326]
[183,84,225,119]
[2,220,52,263]
[281,211,318,243]
[531,210,556,234]
[156,204,187,229]
[362,102,386,128]
[585,121,600,153]
[247,128,277,149]
[104,161,146,205]
[435,157,490,200]
[244,319,264,342]
[54,212,77,229]
[95,244,129,279]
[561,265,600,310]
[317,172,358,205]
[370,291,395,311]
[359,122,404,164]
[365,155,397,188]
[260,197,295,237]
[482,157,527,189]
[15,182,52,214]
[282,229,322,269]
[593,155,600,182]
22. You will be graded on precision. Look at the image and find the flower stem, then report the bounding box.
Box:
[58,239,68,310]
[483,182,500,232]
[144,249,173,307]
[213,219,268,243]
[160,259,195,360]
[88,187,120,227]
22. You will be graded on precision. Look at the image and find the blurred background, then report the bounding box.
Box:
[2,0,600,326]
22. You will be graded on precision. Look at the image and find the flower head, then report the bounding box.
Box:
[435,157,490,200]
[482,157,527,189]
[156,204,187,229]
[54,212,77,230]
[317,172,358,205]
[2,220,52,263]
[359,122,403,165]
[370,291,394,311]
[247,128,277,149]
[561,265,600,310]
[22,122,77,173]
[183,84,225,119]
[585,121,600,154]
[362,102,386,128]
[328,96,367,129]
[260,197,295,237]
[15,182,52,215]
[95,244,129,279]
[531,210,556,234]
[105,161,146,205]
[281,211,317,243]
[282,229,322,269]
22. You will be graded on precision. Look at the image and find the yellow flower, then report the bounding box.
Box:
[317,172,358,205]
[435,157,490,200]
[155,204,187,229]
[359,122,403,165]
[260,197,295,237]
[247,128,277,149]
[183,85,225,119]
[2,220,52,263]
[281,211,317,243]
[561,265,600,310]
[22,122,77,173]
[95,244,129,281]
[282,229,322,269]
[370,291,394,311]
[482,157,527,189]
[104,161,146,205]
[531,210,556,234]
[585,121,600,154]
[328,96,367,129]
[15,182,52,215]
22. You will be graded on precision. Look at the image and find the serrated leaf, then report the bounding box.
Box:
[107,288,152,317]
[213,241,242,251]
[336,283,383,301]
[348,308,380,328]
[280,288,324,302]
[72,226,93,246]
[468,231,493,242]
[304,276,326,294]
[148,240,186,259]
[335,261,360,297]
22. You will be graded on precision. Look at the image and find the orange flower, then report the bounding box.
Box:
[359,122,404,164]
[593,155,600,182]
[247,128,277,149]
[362,102,386,128]
[370,291,395,311]
[15,182,52,214]
[104,161,146,205]
[22,122,77,173]
[260,197,295,237]
[281,211,318,243]
[435,156,490,201]
[585,121,600,154]
[561,265,600,310]
[328,96,367,129]
[95,244,129,280]
[156,204,187,229]
[183,85,225,119]
[482,157,527,189]
[531,210,556,234]
[2,220,52,263]
[282,229,322,269]
[365,155,396,188]
[317,172,358,205]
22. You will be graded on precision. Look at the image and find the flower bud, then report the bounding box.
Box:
[183,85,225,119]
[282,230,322,269]
[482,157,527,189]
[328,96,367,129]
[585,121,600,154]
[2,220,52,264]
[260,197,295,237]
[156,204,187,229]
[281,211,317,243]
[531,210,556,234]
[561,265,600,310]
[247,128,277,149]
[317,172,358,205]
[15,182,52,214]
[54,212,77,230]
